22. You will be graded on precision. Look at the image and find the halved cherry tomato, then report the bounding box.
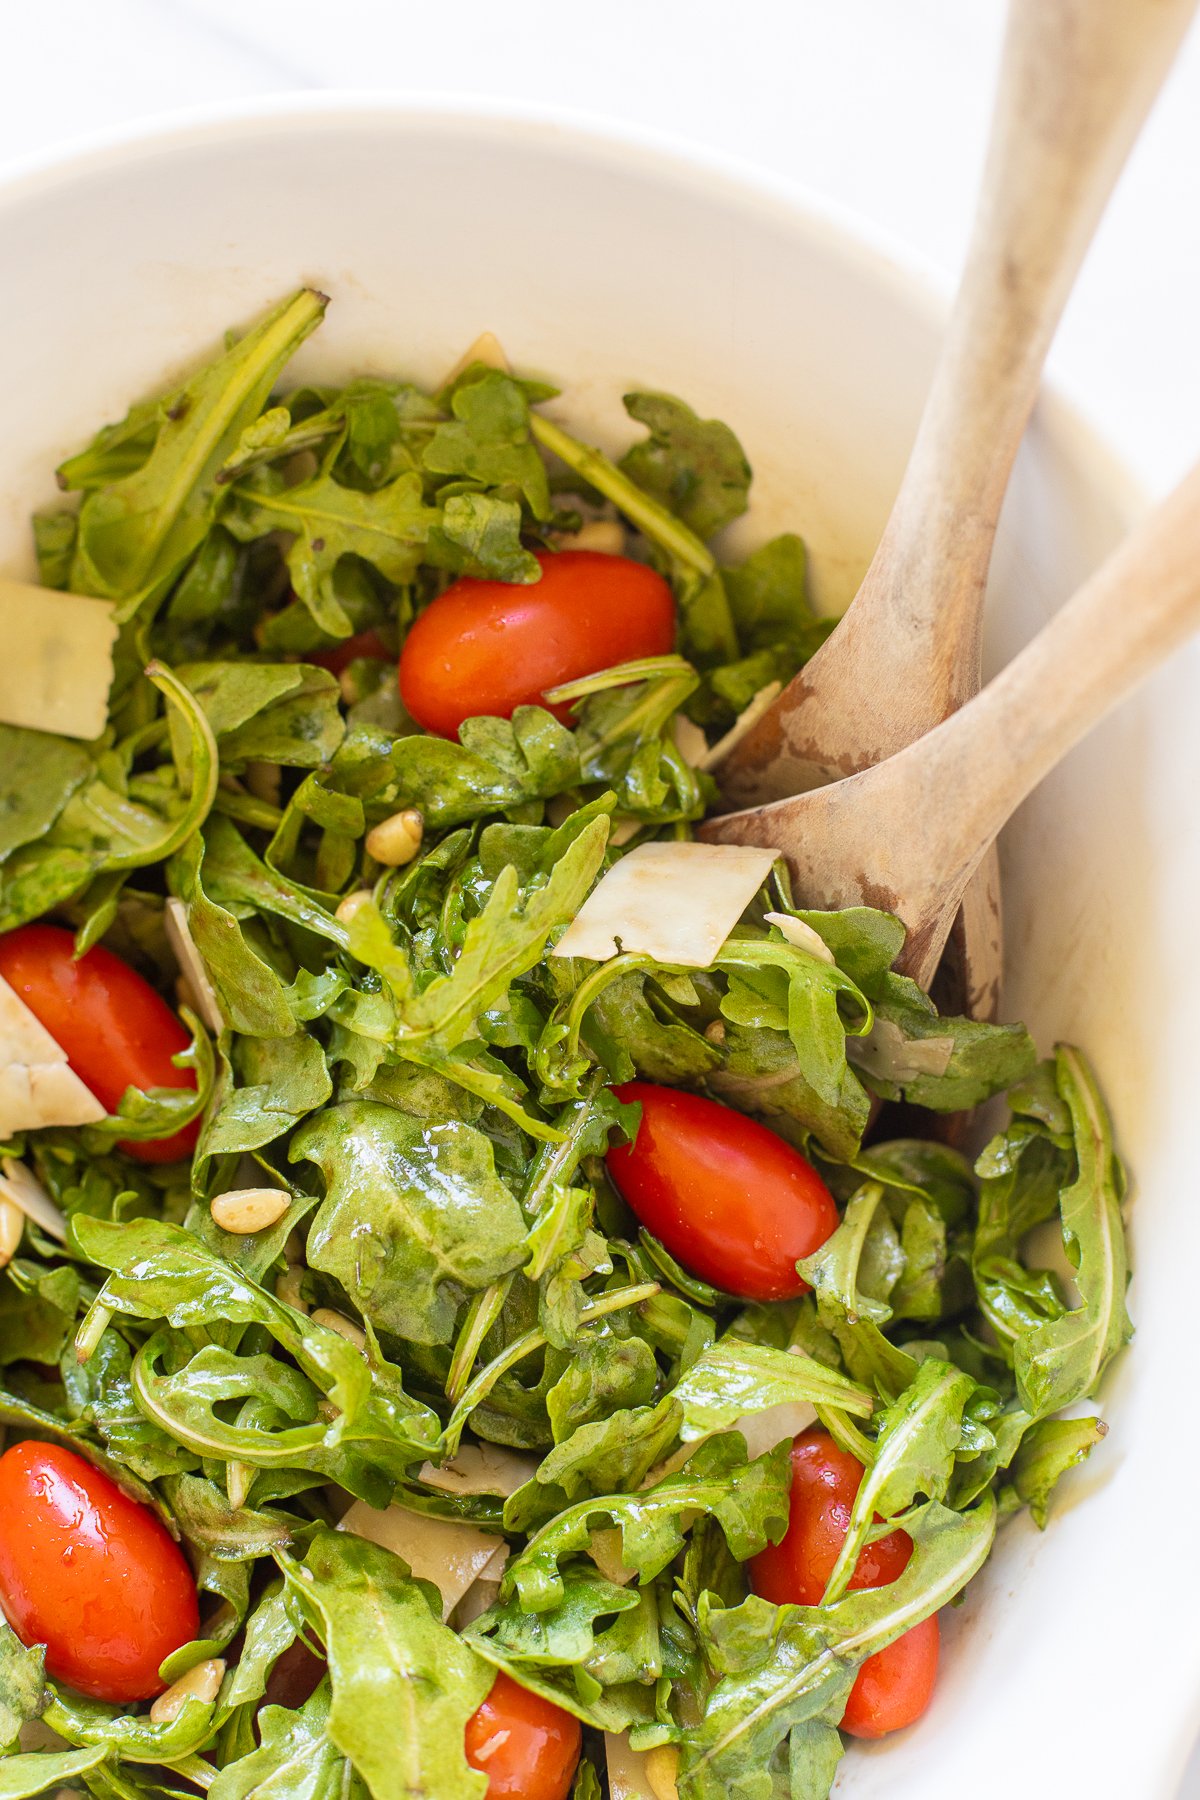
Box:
[0,1442,199,1702]
[750,1428,940,1739]
[398,550,675,737]
[464,1670,582,1799]
[605,1082,839,1300]
[310,627,390,677]
[0,923,199,1163]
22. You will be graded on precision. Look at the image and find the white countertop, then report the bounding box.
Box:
[2,0,1198,1790]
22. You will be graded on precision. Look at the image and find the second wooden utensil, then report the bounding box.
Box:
[715,0,1198,1015]
[701,456,1200,989]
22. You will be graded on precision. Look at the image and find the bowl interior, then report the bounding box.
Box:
[0,102,1196,1794]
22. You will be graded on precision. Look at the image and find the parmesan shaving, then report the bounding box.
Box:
[605,1733,661,1800]
[417,1443,537,1498]
[697,681,782,772]
[440,331,511,386]
[0,1157,67,1242]
[735,1400,818,1461]
[0,976,105,1136]
[551,841,778,968]
[589,1527,637,1586]
[762,911,836,964]
[0,579,118,741]
[337,1501,504,1622]
[164,898,225,1035]
[849,1017,956,1083]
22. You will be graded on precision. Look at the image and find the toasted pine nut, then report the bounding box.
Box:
[275,1266,309,1314]
[365,809,424,867]
[572,519,626,556]
[0,1197,24,1269]
[149,1657,225,1724]
[336,888,375,925]
[311,1308,367,1350]
[210,1188,290,1236]
[703,1019,727,1045]
[645,1745,681,1800]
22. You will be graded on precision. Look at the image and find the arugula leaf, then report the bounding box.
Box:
[423,372,551,521]
[680,1495,997,1799]
[292,1101,528,1346]
[386,708,581,830]
[671,1340,872,1443]
[974,1047,1131,1416]
[0,1623,44,1753]
[347,815,608,1056]
[209,1682,355,1800]
[229,469,436,637]
[0,727,92,860]
[277,1528,492,1800]
[820,1358,987,1602]
[1010,1414,1107,1526]
[175,661,344,768]
[503,1436,791,1613]
[69,289,326,616]
[619,393,751,541]
[0,1747,109,1798]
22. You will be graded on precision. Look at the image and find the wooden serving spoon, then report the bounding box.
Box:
[701,456,1200,989]
[715,0,1198,1013]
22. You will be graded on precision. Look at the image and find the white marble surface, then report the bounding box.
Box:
[1,0,1198,1789]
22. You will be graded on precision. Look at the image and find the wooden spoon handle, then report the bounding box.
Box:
[720,0,1197,802]
[895,456,1200,910]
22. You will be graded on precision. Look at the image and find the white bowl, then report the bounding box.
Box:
[0,97,1195,1798]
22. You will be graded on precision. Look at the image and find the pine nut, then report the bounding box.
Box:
[703,1019,727,1045]
[311,1308,367,1350]
[645,1745,680,1800]
[210,1188,290,1236]
[0,1197,24,1269]
[244,761,282,806]
[571,519,626,556]
[149,1657,225,1724]
[275,1266,309,1314]
[365,809,424,867]
[335,888,375,925]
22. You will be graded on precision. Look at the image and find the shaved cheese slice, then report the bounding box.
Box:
[0,975,105,1136]
[735,1400,818,1461]
[671,712,708,766]
[164,898,225,1035]
[0,579,117,741]
[441,331,511,387]
[551,841,778,968]
[762,911,836,965]
[454,1575,503,1629]
[606,1734,664,1799]
[337,1500,504,1622]
[589,1527,637,1587]
[849,1017,956,1083]
[417,1442,536,1499]
[0,1157,67,1241]
[698,681,782,772]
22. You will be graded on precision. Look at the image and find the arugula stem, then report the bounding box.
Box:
[446,1276,513,1405]
[74,1300,113,1364]
[168,1754,217,1791]
[530,414,714,578]
[444,1281,659,1452]
[211,787,285,831]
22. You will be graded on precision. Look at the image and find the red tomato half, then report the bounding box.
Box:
[399,550,676,737]
[750,1428,940,1739]
[605,1083,839,1300]
[0,923,199,1163]
[464,1670,582,1799]
[0,1442,199,1702]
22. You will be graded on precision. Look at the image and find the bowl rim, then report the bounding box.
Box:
[0,84,1180,1783]
[0,87,1150,531]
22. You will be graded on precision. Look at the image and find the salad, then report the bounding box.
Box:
[0,288,1131,1800]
